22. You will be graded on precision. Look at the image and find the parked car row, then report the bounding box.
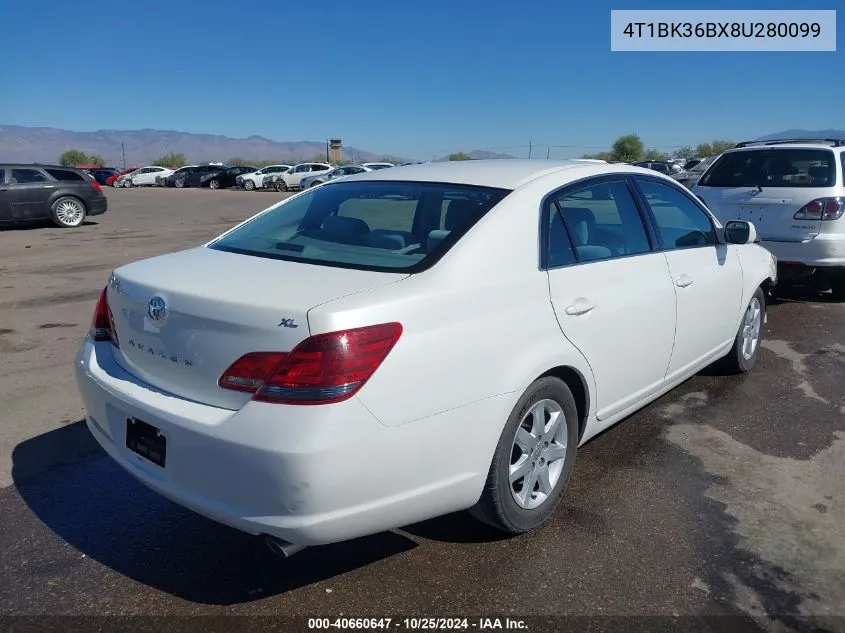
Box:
[101,161,399,192]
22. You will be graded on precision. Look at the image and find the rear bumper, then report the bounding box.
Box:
[88,197,108,216]
[760,235,845,268]
[74,339,502,546]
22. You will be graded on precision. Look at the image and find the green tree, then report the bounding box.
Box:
[695,140,736,157]
[672,146,695,160]
[87,153,106,167]
[611,134,645,162]
[153,153,187,169]
[227,157,252,167]
[581,151,614,161]
[448,152,472,161]
[643,148,668,161]
[59,149,90,166]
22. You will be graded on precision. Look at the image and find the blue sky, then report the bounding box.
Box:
[1,0,842,159]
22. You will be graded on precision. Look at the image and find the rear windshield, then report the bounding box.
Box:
[699,148,837,188]
[209,180,511,273]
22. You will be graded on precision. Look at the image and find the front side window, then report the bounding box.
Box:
[209,180,510,272]
[11,168,48,184]
[635,179,717,249]
[699,148,836,188]
[552,180,651,262]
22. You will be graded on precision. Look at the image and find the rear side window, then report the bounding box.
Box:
[552,180,651,262]
[0,169,4,182]
[209,180,511,272]
[700,149,836,188]
[45,168,85,182]
[11,168,48,184]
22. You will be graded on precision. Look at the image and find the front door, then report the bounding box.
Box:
[632,176,744,378]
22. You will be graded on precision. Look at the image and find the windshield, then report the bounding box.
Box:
[699,148,837,188]
[209,180,511,273]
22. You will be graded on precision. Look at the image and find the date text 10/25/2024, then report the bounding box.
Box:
[307,618,528,630]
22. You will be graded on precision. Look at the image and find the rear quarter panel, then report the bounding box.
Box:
[306,181,596,429]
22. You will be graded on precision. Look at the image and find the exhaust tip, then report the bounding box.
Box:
[264,535,307,559]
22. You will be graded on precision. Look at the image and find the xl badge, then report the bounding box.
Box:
[278,318,299,328]
[147,296,168,323]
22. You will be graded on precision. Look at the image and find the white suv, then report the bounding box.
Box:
[273,163,333,191]
[237,165,292,190]
[693,139,845,297]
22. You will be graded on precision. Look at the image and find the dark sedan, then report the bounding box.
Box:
[180,165,227,188]
[160,165,201,188]
[87,167,120,186]
[190,165,256,189]
[0,164,108,228]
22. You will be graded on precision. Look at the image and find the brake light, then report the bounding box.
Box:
[89,178,103,194]
[89,287,119,348]
[793,197,845,221]
[218,322,403,405]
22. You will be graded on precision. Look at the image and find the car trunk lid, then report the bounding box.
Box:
[106,247,406,410]
[697,185,825,242]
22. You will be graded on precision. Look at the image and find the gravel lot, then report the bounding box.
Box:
[0,188,843,631]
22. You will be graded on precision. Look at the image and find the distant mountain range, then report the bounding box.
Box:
[755,129,845,141]
[0,125,398,166]
[2,125,841,168]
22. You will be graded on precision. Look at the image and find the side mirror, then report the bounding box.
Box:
[724,220,757,245]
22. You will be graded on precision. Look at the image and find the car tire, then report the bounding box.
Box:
[175,179,185,188]
[275,180,288,192]
[208,179,219,190]
[717,286,766,374]
[111,181,121,188]
[244,180,255,191]
[310,181,321,188]
[123,179,132,188]
[50,196,87,228]
[469,376,579,534]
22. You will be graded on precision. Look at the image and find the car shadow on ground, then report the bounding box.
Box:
[0,220,99,231]
[12,421,418,605]
[768,286,843,305]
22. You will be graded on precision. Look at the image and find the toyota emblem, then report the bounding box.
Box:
[147,296,168,323]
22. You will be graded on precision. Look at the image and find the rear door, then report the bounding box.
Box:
[544,176,677,421]
[695,147,837,242]
[7,168,54,219]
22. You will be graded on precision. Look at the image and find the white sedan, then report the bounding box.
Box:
[126,166,175,187]
[75,160,776,556]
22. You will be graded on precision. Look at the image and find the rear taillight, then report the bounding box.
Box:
[89,178,103,194]
[89,287,119,348]
[793,197,844,221]
[218,322,403,405]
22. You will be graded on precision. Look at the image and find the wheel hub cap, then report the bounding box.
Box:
[741,297,762,360]
[509,399,568,510]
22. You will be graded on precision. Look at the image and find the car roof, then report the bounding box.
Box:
[333,159,645,189]
[0,163,83,170]
[729,141,845,152]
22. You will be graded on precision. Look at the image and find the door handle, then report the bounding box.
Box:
[675,274,694,288]
[564,300,595,316]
